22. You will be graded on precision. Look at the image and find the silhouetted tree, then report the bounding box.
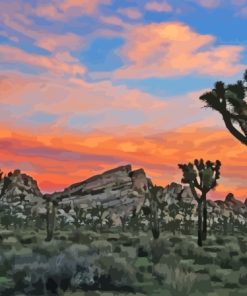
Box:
[178,159,221,246]
[199,70,247,145]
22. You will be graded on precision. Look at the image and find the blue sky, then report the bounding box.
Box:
[1,0,247,197]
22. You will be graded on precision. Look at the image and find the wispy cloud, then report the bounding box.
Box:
[0,46,86,76]
[36,0,112,21]
[145,1,173,12]
[118,7,142,20]
[195,0,221,8]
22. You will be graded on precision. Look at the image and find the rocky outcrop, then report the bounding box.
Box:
[0,169,42,204]
[45,165,151,216]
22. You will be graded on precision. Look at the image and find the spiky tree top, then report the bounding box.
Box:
[178,159,221,201]
[199,70,247,145]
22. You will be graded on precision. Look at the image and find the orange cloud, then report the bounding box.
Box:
[0,46,86,76]
[145,1,173,12]
[114,22,245,79]
[0,124,247,200]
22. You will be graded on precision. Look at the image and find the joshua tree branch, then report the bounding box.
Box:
[221,110,247,145]
[189,182,200,203]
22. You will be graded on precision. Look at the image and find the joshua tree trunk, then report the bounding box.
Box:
[197,200,203,247]
[46,201,57,241]
[202,193,207,241]
[151,199,160,240]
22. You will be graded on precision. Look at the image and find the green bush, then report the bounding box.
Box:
[174,240,197,259]
[96,254,136,289]
[239,266,247,285]
[151,238,172,263]
[90,240,112,254]
[194,248,214,265]
[153,263,199,296]
[69,230,100,244]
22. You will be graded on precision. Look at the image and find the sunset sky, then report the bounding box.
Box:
[1,0,247,200]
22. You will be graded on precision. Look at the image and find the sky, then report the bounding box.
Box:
[1,0,247,200]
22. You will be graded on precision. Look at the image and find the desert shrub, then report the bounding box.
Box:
[226,242,241,256]
[19,234,37,245]
[207,265,225,283]
[150,237,172,263]
[238,237,247,253]
[32,240,68,257]
[216,246,241,269]
[120,246,137,261]
[159,253,180,267]
[191,274,212,294]
[136,234,151,258]
[153,263,198,296]
[215,236,225,245]
[69,230,100,244]
[224,271,240,289]
[194,248,214,265]
[169,235,183,246]
[240,254,247,265]
[113,245,121,253]
[90,240,112,254]
[65,244,89,258]
[96,254,136,289]
[174,240,197,259]
[10,247,98,294]
[239,266,247,285]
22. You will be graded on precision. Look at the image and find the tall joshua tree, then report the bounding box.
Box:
[199,70,247,145]
[178,159,221,246]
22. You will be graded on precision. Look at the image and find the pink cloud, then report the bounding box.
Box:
[114,22,245,79]
[231,0,247,5]
[118,7,142,20]
[2,14,84,52]
[36,33,84,52]
[36,0,111,20]
[0,71,223,138]
[239,6,247,15]
[0,46,86,76]
[145,1,172,12]
[196,0,221,8]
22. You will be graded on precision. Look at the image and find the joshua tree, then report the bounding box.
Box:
[44,195,58,241]
[142,185,165,239]
[120,214,129,232]
[168,203,180,234]
[71,206,86,229]
[199,70,247,145]
[88,202,108,232]
[178,159,221,246]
